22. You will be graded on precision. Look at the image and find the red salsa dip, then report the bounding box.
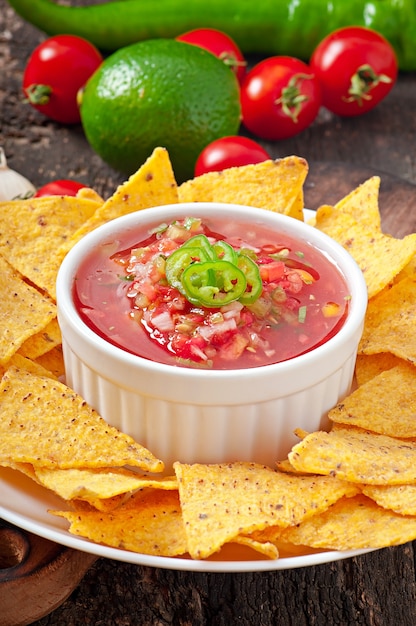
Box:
[73,216,350,369]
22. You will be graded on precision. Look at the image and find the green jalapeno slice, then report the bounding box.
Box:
[237,254,263,304]
[181,260,247,307]
[212,240,239,264]
[181,234,216,259]
[165,246,211,293]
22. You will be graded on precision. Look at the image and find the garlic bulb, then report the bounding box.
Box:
[0,147,36,201]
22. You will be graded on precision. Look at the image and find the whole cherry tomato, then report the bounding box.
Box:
[310,26,398,117]
[23,35,103,124]
[176,28,247,83]
[34,179,88,197]
[240,56,322,140]
[195,136,271,176]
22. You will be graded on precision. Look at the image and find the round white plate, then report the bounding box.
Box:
[0,467,373,572]
[0,208,374,573]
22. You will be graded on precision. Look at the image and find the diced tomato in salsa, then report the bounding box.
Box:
[74,217,350,369]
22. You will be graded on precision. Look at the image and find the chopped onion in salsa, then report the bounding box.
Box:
[74,217,350,369]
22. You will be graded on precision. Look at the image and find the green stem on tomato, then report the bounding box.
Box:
[6,0,416,70]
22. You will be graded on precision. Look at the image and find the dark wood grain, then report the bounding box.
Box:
[2,2,416,625]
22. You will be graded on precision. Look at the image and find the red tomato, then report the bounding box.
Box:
[240,56,322,140]
[23,35,103,124]
[195,136,271,176]
[310,26,398,117]
[34,179,88,197]
[176,28,247,83]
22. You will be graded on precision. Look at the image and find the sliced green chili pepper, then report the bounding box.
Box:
[213,241,238,264]
[237,254,263,305]
[182,234,216,260]
[7,0,416,70]
[182,260,247,307]
[165,246,210,293]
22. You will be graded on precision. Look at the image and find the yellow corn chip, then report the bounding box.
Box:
[394,252,416,282]
[362,484,416,516]
[359,277,416,363]
[76,187,104,203]
[66,147,179,244]
[0,195,101,300]
[279,494,416,550]
[232,535,279,560]
[0,256,56,365]
[0,365,163,472]
[315,205,416,298]
[34,466,177,503]
[178,156,308,220]
[289,426,416,484]
[72,494,126,513]
[355,352,404,386]
[52,489,187,556]
[174,461,358,559]
[334,176,381,231]
[329,363,416,438]
[17,317,61,360]
[34,344,65,379]
[7,353,58,380]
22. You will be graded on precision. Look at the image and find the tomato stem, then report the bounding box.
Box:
[275,73,314,122]
[344,64,393,106]
[24,83,52,105]
[219,51,247,71]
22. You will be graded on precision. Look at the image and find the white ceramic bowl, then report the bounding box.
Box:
[56,203,367,472]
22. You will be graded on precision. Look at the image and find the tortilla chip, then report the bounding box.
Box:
[52,489,187,556]
[7,353,58,380]
[315,205,416,298]
[65,147,179,245]
[355,352,404,386]
[394,252,416,282]
[362,484,416,516]
[0,365,163,472]
[334,176,381,231]
[178,156,308,220]
[76,187,104,204]
[34,466,177,503]
[174,461,358,559]
[0,255,56,365]
[288,426,416,484]
[34,344,65,379]
[279,494,416,550]
[329,363,416,438]
[0,195,101,300]
[231,535,279,559]
[17,317,61,360]
[358,277,416,363]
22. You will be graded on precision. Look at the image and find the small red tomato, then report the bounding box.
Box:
[194,136,271,176]
[23,35,103,124]
[310,26,398,117]
[176,28,247,83]
[240,56,322,140]
[34,179,88,197]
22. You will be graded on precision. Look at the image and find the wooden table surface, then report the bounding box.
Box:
[2,2,416,625]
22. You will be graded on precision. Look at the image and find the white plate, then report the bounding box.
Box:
[0,467,373,572]
[0,208,374,572]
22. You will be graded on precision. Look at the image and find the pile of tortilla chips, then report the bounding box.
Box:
[1,148,416,560]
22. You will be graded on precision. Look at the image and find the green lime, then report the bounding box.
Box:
[79,38,241,183]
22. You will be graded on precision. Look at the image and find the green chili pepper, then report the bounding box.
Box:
[212,241,238,264]
[237,254,263,305]
[7,0,416,70]
[182,234,216,260]
[182,260,247,307]
[165,246,211,293]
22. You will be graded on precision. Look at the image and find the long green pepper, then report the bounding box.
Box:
[7,0,416,70]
